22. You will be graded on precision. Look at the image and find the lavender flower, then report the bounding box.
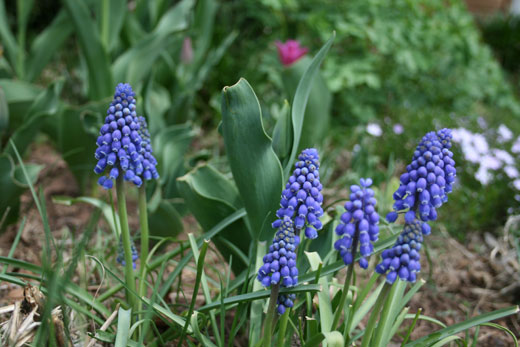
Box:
[386,130,456,229]
[257,216,299,314]
[334,178,379,269]
[117,236,139,269]
[375,220,427,283]
[273,148,324,239]
[94,83,159,189]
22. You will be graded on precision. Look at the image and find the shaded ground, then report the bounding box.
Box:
[1,143,519,346]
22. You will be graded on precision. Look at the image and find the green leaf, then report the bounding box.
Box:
[100,0,126,52]
[15,0,35,78]
[154,123,195,198]
[114,307,132,347]
[26,11,74,81]
[221,78,284,240]
[148,200,183,238]
[249,241,266,345]
[197,284,321,313]
[0,79,41,130]
[112,0,195,86]
[305,252,333,333]
[0,1,17,69]
[63,0,112,100]
[0,154,42,227]
[285,32,334,176]
[281,56,331,153]
[405,306,520,346]
[272,100,292,162]
[0,87,8,135]
[5,79,64,157]
[177,164,250,274]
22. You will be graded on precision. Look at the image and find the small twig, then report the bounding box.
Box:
[86,303,120,347]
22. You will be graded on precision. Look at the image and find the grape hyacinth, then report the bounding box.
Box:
[375,220,428,283]
[94,83,159,189]
[258,216,299,314]
[386,129,456,228]
[273,148,324,239]
[334,178,380,269]
[117,236,139,269]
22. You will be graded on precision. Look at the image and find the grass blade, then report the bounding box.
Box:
[405,306,520,346]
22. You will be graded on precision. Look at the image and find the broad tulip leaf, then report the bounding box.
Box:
[177,164,250,274]
[221,78,284,241]
[148,200,183,238]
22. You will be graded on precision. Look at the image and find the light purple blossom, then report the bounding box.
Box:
[505,166,519,179]
[366,123,382,137]
[514,179,520,191]
[498,124,513,143]
[393,124,404,134]
[512,137,520,154]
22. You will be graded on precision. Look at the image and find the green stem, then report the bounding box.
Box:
[276,309,290,346]
[138,185,149,293]
[262,283,280,347]
[116,177,137,312]
[331,261,355,330]
[360,282,391,347]
[138,184,150,338]
[331,231,359,331]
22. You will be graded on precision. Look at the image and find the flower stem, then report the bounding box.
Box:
[331,232,359,331]
[276,308,290,346]
[137,184,150,337]
[116,177,137,312]
[262,283,280,347]
[360,282,391,347]
[331,261,355,330]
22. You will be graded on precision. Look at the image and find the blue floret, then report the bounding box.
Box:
[272,148,324,239]
[385,130,456,228]
[375,220,428,283]
[258,216,299,314]
[334,178,380,268]
[94,83,159,189]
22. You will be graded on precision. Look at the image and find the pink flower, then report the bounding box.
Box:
[275,40,308,66]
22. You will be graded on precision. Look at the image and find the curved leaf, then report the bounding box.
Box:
[221,78,284,240]
[177,164,250,273]
[285,32,335,176]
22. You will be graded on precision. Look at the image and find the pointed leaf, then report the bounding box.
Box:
[221,78,284,240]
[285,33,334,176]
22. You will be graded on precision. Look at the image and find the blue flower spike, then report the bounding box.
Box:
[94,83,159,189]
[375,220,427,283]
[334,178,380,269]
[117,236,139,269]
[273,148,324,239]
[258,216,299,314]
[385,129,456,230]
